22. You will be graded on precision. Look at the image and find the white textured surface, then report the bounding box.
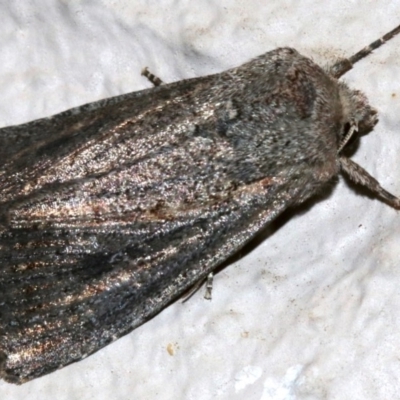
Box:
[1,1,400,399]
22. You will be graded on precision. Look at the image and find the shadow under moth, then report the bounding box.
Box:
[0,24,399,384]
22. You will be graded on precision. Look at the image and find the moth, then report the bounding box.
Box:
[0,24,399,384]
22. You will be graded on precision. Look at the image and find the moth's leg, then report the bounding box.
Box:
[339,156,400,208]
[182,272,214,302]
[141,67,164,86]
[338,122,358,153]
[204,272,213,300]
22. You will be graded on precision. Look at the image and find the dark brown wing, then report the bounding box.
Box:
[0,48,340,383]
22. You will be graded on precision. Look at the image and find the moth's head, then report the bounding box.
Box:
[338,82,378,150]
[328,24,400,150]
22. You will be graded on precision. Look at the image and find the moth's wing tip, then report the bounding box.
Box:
[0,350,7,378]
[0,350,21,384]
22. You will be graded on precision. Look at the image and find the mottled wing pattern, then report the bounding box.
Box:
[0,48,340,382]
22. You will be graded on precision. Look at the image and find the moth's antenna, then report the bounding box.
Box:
[330,23,400,78]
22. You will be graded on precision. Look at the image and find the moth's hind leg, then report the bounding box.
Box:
[182,272,214,302]
[141,67,164,86]
[339,156,400,209]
